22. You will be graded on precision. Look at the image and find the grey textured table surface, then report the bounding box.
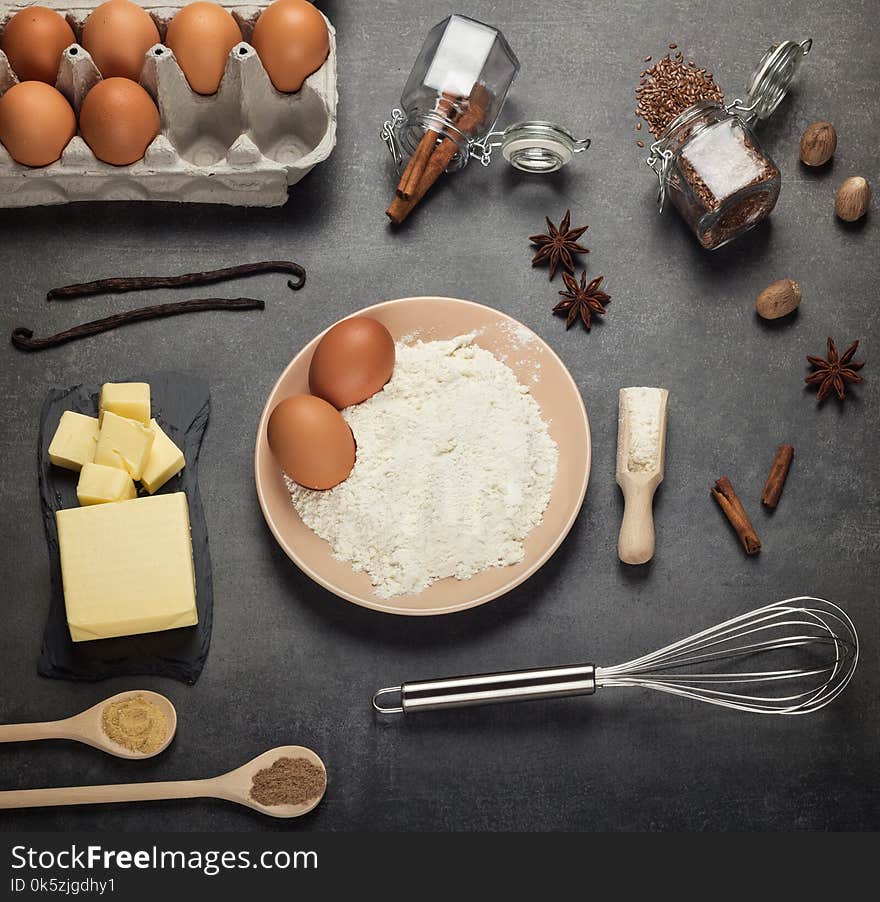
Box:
[0,0,877,832]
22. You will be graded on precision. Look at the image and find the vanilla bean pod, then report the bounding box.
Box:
[47,261,306,300]
[12,297,264,352]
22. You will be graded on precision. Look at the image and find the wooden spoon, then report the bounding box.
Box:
[0,691,176,760]
[0,746,326,819]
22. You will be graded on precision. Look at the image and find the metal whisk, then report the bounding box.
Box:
[372,597,859,716]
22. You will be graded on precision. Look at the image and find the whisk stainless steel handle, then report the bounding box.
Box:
[372,597,859,716]
[373,664,596,713]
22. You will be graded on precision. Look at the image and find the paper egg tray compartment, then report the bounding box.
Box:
[0,1,337,207]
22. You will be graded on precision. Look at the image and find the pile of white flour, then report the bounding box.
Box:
[286,334,558,598]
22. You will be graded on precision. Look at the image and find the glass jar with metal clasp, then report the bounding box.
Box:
[380,14,589,222]
[645,38,812,250]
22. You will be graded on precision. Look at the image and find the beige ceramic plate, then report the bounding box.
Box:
[254,297,591,615]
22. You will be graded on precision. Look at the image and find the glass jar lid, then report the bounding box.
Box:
[475,121,590,171]
[496,121,589,172]
[743,38,812,122]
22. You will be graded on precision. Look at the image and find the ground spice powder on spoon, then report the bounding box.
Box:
[101,695,168,754]
[250,757,327,807]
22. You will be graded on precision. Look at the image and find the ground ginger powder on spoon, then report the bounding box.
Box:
[101,695,168,754]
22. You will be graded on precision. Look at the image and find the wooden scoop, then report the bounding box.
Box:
[0,746,326,819]
[616,387,669,565]
[0,691,176,760]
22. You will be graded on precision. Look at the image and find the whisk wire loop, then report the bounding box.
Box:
[594,597,858,715]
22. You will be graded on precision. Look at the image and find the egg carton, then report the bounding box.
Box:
[0,1,337,206]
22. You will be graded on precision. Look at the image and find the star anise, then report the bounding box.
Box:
[529,209,589,280]
[805,337,865,401]
[553,272,610,330]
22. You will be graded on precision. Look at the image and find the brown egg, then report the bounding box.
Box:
[82,0,160,81]
[0,6,75,84]
[267,395,355,490]
[252,0,330,93]
[0,81,75,167]
[165,2,242,95]
[79,77,160,165]
[309,317,395,410]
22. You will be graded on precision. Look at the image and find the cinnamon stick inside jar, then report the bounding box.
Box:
[711,476,761,555]
[396,93,456,200]
[396,131,437,201]
[761,445,794,509]
[387,84,493,225]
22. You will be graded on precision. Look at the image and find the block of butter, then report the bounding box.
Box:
[48,411,99,472]
[94,411,155,480]
[99,382,150,425]
[141,419,186,494]
[77,462,137,506]
[56,492,198,642]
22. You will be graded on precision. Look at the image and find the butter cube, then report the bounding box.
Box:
[48,411,99,472]
[77,463,137,506]
[141,419,186,494]
[56,492,198,642]
[95,411,155,480]
[99,382,150,425]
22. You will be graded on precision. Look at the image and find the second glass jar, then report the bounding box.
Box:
[647,38,812,250]
[655,101,781,250]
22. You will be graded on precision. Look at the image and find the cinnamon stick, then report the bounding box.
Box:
[761,445,794,509]
[396,130,439,200]
[387,84,493,225]
[711,476,761,555]
[396,94,456,200]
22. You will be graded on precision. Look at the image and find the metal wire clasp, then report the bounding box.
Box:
[724,96,759,123]
[470,130,505,166]
[646,142,674,213]
[380,108,406,169]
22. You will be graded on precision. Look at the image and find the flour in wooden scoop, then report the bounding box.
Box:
[286,334,558,597]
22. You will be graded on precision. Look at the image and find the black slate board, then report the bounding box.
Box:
[37,372,213,684]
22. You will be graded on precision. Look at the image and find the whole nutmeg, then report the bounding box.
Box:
[799,121,837,167]
[756,279,801,320]
[835,176,871,222]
